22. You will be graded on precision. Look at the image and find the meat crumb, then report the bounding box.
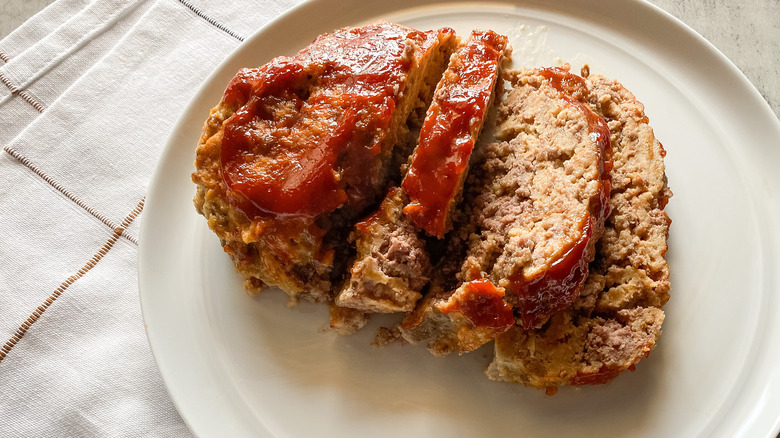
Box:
[374,326,406,346]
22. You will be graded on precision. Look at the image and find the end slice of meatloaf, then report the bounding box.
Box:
[192,23,457,303]
[403,30,510,238]
[486,71,671,391]
[335,187,432,314]
[400,67,612,354]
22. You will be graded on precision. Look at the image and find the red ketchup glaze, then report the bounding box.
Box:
[220,23,433,219]
[569,366,625,386]
[402,30,508,238]
[508,68,613,330]
[509,216,593,330]
[539,67,588,99]
[352,186,405,235]
[353,208,381,235]
[437,278,515,329]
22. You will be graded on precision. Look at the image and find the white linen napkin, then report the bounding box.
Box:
[0,0,301,435]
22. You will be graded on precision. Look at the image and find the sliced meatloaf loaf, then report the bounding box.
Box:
[330,30,509,330]
[486,71,671,391]
[400,67,613,355]
[192,23,457,303]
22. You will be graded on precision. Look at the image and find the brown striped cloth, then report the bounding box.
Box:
[0,0,301,435]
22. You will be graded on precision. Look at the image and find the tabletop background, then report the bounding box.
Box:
[2,0,779,118]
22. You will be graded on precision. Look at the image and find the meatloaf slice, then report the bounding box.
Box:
[486,71,671,391]
[403,30,510,238]
[192,23,457,303]
[335,187,431,314]
[400,67,612,355]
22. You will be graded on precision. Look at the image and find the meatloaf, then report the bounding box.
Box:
[330,30,509,331]
[192,21,671,392]
[192,23,457,303]
[485,70,671,391]
[400,67,613,355]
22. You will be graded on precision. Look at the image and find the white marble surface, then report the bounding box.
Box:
[1,0,778,118]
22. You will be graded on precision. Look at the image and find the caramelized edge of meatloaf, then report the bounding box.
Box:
[192,23,457,304]
[399,67,611,355]
[485,70,671,391]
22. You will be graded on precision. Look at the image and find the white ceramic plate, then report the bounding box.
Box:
[138,1,780,437]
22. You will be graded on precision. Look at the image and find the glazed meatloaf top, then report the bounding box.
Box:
[485,71,671,391]
[400,67,613,355]
[192,23,457,302]
[403,30,510,238]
